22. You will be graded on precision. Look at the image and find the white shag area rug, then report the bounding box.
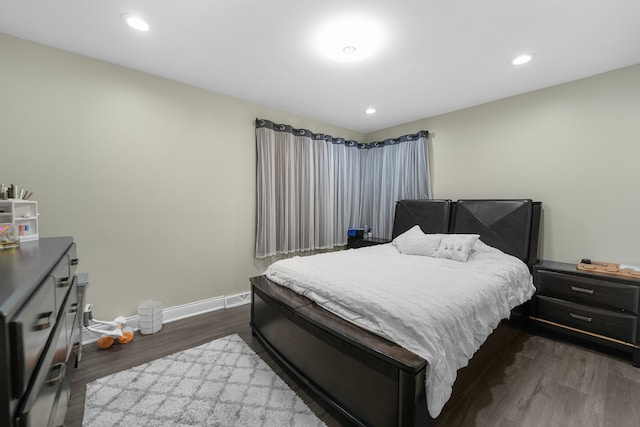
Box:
[82,334,326,426]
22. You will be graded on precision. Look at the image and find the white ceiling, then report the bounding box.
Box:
[1,0,639,134]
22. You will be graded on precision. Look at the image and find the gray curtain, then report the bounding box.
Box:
[255,119,430,258]
[360,132,432,240]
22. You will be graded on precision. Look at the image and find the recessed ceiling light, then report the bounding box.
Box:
[365,107,376,115]
[122,14,149,32]
[512,54,532,65]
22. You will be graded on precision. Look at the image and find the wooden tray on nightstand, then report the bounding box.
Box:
[577,260,640,279]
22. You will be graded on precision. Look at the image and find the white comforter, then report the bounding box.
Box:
[265,240,535,418]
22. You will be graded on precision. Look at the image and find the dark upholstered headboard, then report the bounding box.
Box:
[391,199,452,237]
[392,199,541,267]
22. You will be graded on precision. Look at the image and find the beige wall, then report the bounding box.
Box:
[366,64,640,265]
[0,34,363,319]
[3,33,639,319]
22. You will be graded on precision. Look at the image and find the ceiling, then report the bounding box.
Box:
[1,1,639,134]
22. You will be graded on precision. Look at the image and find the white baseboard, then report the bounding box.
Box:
[81,291,251,345]
[224,291,252,309]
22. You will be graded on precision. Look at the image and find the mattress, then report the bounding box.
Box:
[264,240,535,418]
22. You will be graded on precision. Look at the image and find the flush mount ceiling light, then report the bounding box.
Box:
[512,54,532,65]
[315,15,385,63]
[121,14,149,32]
[343,46,357,55]
[365,107,376,115]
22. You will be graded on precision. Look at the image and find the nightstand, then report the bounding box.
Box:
[347,236,391,249]
[530,260,640,366]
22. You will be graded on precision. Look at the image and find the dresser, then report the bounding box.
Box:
[0,237,82,426]
[530,260,640,366]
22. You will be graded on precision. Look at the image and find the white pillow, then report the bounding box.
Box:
[393,225,443,256]
[433,234,480,262]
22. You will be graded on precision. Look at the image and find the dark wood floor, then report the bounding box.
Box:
[66,304,352,427]
[66,304,640,427]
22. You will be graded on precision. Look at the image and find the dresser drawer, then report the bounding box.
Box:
[51,244,77,314]
[536,270,640,314]
[9,276,57,398]
[65,278,81,358]
[537,296,637,344]
[15,297,68,427]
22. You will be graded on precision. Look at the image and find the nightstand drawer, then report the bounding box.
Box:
[537,270,640,314]
[537,296,637,344]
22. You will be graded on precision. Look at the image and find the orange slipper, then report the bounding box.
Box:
[97,336,114,349]
[118,330,134,344]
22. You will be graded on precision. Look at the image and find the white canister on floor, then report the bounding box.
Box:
[137,299,163,335]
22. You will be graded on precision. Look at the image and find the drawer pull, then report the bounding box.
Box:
[571,286,594,295]
[570,312,592,322]
[45,363,66,387]
[71,258,79,266]
[32,311,53,331]
[57,277,70,288]
[69,302,79,314]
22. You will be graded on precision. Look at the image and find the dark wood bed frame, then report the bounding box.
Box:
[250,199,542,427]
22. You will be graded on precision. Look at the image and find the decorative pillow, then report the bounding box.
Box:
[393,225,443,256]
[433,234,480,262]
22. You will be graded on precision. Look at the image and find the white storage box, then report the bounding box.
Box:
[137,299,163,335]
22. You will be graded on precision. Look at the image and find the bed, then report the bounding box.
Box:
[250,199,542,426]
